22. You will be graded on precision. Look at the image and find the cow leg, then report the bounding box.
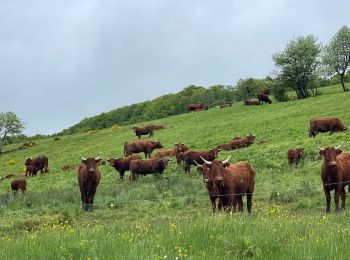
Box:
[184,162,190,174]
[217,198,223,211]
[210,196,216,213]
[324,188,331,213]
[341,187,346,210]
[334,187,341,212]
[237,196,243,213]
[119,170,125,180]
[247,193,253,214]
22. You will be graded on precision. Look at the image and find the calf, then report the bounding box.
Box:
[129,158,170,181]
[11,179,26,193]
[314,144,350,213]
[107,155,142,179]
[26,165,39,177]
[287,148,304,165]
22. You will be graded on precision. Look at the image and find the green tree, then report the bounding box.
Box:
[234,78,268,101]
[323,25,350,92]
[273,35,321,99]
[0,112,25,153]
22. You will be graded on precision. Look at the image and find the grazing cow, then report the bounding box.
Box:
[309,118,348,137]
[314,144,350,213]
[124,140,163,158]
[287,148,304,165]
[182,148,221,174]
[129,158,170,181]
[186,103,208,113]
[11,179,26,193]
[25,156,48,173]
[257,93,272,104]
[78,155,101,211]
[195,161,222,213]
[25,165,39,177]
[107,155,142,179]
[244,100,260,106]
[220,101,233,108]
[132,126,154,139]
[201,156,255,214]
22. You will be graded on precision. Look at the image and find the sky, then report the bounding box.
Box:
[0,0,349,136]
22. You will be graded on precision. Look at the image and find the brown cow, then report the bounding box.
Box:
[182,148,221,174]
[186,103,208,113]
[25,165,39,177]
[314,144,350,213]
[129,158,170,181]
[257,93,272,104]
[217,135,255,151]
[195,161,222,213]
[287,148,304,165]
[124,140,163,158]
[107,155,142,179]
[25,156,48,173]
[78,155,101,211]
[11,179,26,193]
[201,156,255,214]
[132,126,154,139]
[155,143,189,164]
[62,165,79,171]
[309,118,348,137]
[244,100,260,106]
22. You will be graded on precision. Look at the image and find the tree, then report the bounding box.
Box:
[234,78,268,101]
[323,25,350,92]
[0,112,25,153]
[273,35,321,99]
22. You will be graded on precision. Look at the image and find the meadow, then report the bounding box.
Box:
[0,84,350,259]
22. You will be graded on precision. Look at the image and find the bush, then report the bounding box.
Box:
[7,159,16,166]
[111,125,119,131]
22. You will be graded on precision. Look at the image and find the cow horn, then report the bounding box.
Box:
[194,160,202,167]
[80,155,87,161]
[222,155,231,164]
[313,142,324,151]
[95,153,102,160]
[200,156,212,165]
[335,144,342,149]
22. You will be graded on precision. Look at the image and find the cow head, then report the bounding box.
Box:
[200,156,231,188]
[208,148,221,160]
[296,148,304,156]
[195,160,214,188]
[157,158,170,172]
[152,140,163,149]
[25,158,33,166]
[175,143,188,153]
[81,154,102,174]
[314,144,342,168]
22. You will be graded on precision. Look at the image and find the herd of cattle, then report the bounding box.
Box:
[7,104,350,214]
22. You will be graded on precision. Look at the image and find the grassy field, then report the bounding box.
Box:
[0,84,350,259]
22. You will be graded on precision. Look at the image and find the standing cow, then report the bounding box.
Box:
[309,118,348,137]
[107,155,142,179]
[124,140,163,158]
[78,155,101,211]
[201,156,255,214]
[129,157,170,181]
[257,93,272,104]
[287,148,304,165]
[11,179,27,193]
[181,148,221,174]
[132,126,154,139]
[314,144,350,213]
[25,156,49,173]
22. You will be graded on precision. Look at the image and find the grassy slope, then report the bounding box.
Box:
[0,84,350,259]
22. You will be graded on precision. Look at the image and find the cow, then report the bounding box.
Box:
[11,179,26,193]
[124,140,163,158]
[195,161,222,213]
[155,143,189,164]
[314,143,350,213]
[146,124,165,131]
[129,158,170,181]
[62,165,79,171]
[309,118,348,137]
[257,93,272,104]
[220,101,233,108]
[244,100,260,106]
[181,148,221,174]
[200,156,255,214]
[25,156,48,173]
[78,155,101,211]
[25,165,39,177]
[186,103,208,113]
[287,148,304,165]
[132,126,154,139]
[107,155,142,179]
[236,135,255,148]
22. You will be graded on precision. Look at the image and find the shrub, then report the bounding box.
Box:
[111,125,119,131]
[7,159,16,166]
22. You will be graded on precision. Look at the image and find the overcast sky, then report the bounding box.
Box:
[0,0,349,135]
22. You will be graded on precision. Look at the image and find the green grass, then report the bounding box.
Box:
[0,83,350,259]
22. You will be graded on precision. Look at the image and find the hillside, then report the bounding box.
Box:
[0,84,350,259]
